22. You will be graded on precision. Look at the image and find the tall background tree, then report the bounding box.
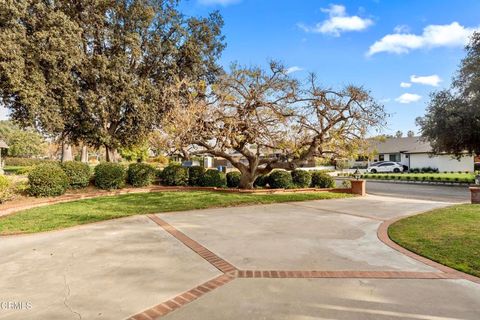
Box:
[417,32,480,156]
[0,121,46,158]
[0,0,225,161]
[163,62,386,188]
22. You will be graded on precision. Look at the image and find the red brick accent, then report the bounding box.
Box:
[126,274,235,320]
[236,270,458,279]
[147,215,237,273]
[470,186,480,204]
[378,217,480,284]
[350,179,366,196]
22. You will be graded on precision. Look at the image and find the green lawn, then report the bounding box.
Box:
[389,204,480,277]
[362,172,475,183]
[0,191,351,235]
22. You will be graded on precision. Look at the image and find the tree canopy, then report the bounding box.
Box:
[0,121,46,157]
[0,0,225,161]
[162,62,386,188]
[417,32,480,156]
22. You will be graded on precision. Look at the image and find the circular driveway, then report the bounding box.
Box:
[0,195,479,320]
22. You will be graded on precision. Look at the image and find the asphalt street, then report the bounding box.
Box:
[341,179,471,203]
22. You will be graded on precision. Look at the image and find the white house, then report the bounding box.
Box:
[371,137,474,172]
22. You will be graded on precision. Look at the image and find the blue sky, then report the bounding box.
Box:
[182,0,480,135]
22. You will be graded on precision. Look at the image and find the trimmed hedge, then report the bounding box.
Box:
[5,157,53,167]
[160,164,188,186]
[61,161,91,189]
[226,171,241,188]
[94,162,126,190]
[254,174,269,187]
[28,163,69,197]
[267,170,292,189]
[291,169,312,188]
[127,163,156,187]
[311,171,335,188]
[199,169,226,187]
[188,166,205,186]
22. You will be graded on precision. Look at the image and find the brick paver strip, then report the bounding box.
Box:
[147,214,237,273]
[127,274,235,320]
[378,216,480,284]
[236,270,458,279]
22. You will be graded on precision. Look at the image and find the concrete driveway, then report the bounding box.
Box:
[1,195,479,320]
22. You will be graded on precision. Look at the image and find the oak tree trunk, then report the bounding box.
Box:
[61,142,73,162]
[105,146,118,162]
[80,145,88,163]
[239,171,256,189]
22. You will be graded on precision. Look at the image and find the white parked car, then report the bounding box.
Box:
[366,162,404,173]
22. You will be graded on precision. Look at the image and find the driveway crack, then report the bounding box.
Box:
[63,274,82,319]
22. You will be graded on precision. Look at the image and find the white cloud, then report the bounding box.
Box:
[286,66,303,74]
[395,93,422,104]
[299,4,373,37]
[198,0,240,6]
[410,74,442,87]
[368,22,478,56]
[400,82,412,88]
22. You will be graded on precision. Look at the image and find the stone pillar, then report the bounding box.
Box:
[470,187,480,204]
[350,179,366,196]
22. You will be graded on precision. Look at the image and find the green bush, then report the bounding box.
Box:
[226,171,241,188]
[291,169,312,188]
[199,169,226,187]
[127,163,156,187]
[94,162,126,190]
[61,161,91,189]
[188,166,205,186]
[311,171,335,188]
[5,157,53,167]
[28,163,69,197]
[254,174,269,187]
[0,176,13,203]
[159,164,188,186]
[267,170,293,189]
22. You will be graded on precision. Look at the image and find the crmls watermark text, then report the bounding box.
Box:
[0,301,32,310]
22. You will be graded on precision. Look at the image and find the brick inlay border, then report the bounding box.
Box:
[235,270,458,279]
[147,214,237,273]
[129,273,235,320]
[127,213,469,320]
[378,216,480,284]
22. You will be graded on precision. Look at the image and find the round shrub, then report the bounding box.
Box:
[199,169,226,187]
[61,161,91,189]
[188,166,206,186]
[226,171,241,188]
[159,164,188,186]
[254,174,268,187]
[127,163,156,187]
[311,171,335,188]
[28,163,69,197]
[267,170,292,189]
[94,162,126,190]
[0,176,13,203]
[291,170,312,188]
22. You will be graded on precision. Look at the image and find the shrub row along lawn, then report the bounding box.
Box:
[362,173,475,183]
[0,191,352,235]
[389,204,480,277]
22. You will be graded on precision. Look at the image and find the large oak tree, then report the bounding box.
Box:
[0,0,225,161]
[163,62,386,188]
[417,32,480,156]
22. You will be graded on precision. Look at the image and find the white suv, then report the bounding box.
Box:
[367,162,404,173]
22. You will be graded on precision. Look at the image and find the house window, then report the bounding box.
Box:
[379,154,384,161]
[389,153,400,162]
